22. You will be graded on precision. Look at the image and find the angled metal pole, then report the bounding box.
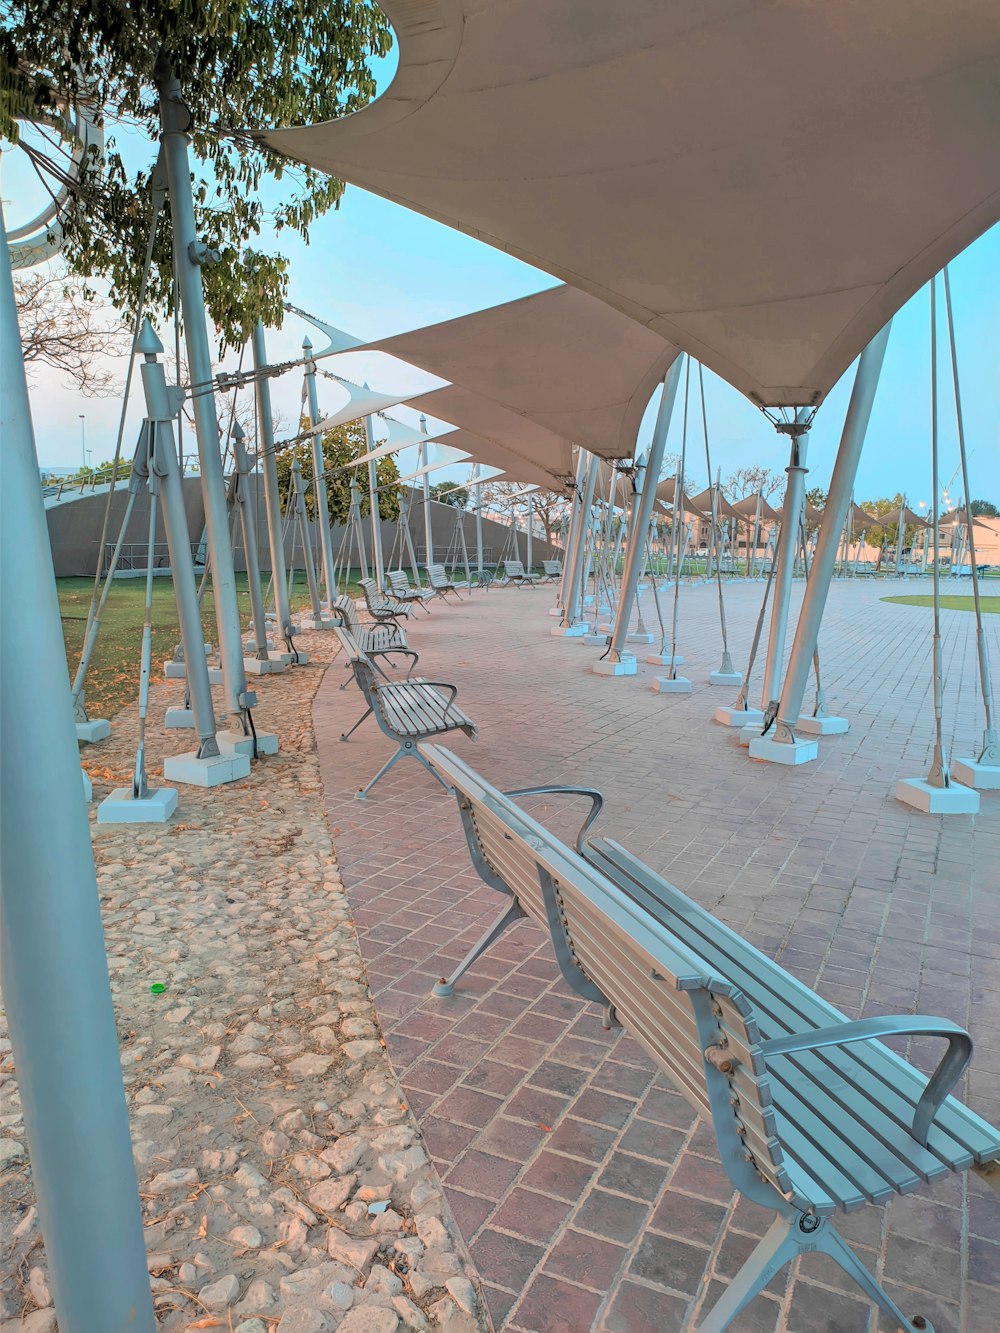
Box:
[561,454,599,628]
[526,493,534,572]
[231,421,271,666]
[759,409,811,719]
[771,323,891,741]
[292,458,324,619]
[419,417,434,566]
[1,203,156,1333]
[606,359,683,664]
[303,338,338,604]
[558,450,587,608]
[364,413,386,588]
[474,464,485,578]
[251,321,295,652]
[156,61,252,725]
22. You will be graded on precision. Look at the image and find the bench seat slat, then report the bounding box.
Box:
[587,841,992,1170]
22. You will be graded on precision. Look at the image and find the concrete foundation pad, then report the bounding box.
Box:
[895,778,980,814]
[164,707,196,729]
[715,706,764,728]
[76,718,111,743]
[97,786,179,824]
[653,675,692,694]
[296,615,337,631]
[164,750,251,787]
[592,656,637,677]
[738,725,757,746]
[951,757,1000,790]
[285,650,309,665]
[207,668,224,684]
[82,767,92,800]
[583,632,610,646]
[244,656,285,676]
[749,735,819,765]
[548,607,563,617]
[163,661,187,679]
[646,653,684,667]
[709,670,744,687]
[550,624,588,637]
[582,595,595,606]
[243,638,275,652]
[797,714,849,736]
[626,632,657,644]
[216,729,280,757]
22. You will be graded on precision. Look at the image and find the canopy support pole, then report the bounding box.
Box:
[419,430,434,567]
[303,339,338,606]
[474,466,485,581]
[252,321,299,660]
[526,493,534,573]
[600,357,682,673]
[754,321,891,763]
[364,414,386,589]
[292,458,327,626]
[556,454,599,634]
[557,451,587,613]
[757,410,811,722]
[156,59,252,730]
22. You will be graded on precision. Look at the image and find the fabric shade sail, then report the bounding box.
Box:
[258,0,1000,408]
[305,376,420,435]
[397,444,472,482]
[369,285,680,457]
[688,486,744,522]
[408,385,576,491]
[730,493,784,524]
[938,509,991,529]
[843,503,881,530]
[877,504,933,530]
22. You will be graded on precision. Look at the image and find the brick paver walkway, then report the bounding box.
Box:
[314,578,1000,1333]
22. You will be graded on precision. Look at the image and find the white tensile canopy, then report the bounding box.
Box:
[371,285,680,457]
[258,0,1000,407]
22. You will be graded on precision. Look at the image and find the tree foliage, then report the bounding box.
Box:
[428,481,469,509]
[274,419,400,526]
[2,1,391,345]
[969,498,999,519]
[480,481,568,543]
[14,266,128,394]
[723,464,785,501]
[804,486,827,509]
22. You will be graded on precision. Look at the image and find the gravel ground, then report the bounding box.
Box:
[0,629,489,1333]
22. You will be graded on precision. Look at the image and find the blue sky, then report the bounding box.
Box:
[6,42,998,509]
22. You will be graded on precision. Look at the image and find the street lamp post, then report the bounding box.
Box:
[79,413,86,470]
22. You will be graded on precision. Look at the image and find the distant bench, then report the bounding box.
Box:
[420,743,1000,1333]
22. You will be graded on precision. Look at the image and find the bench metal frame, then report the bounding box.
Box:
[386,569,433,614]
[418,743,999,1333]
[498,559,541,588]
[359,576,413,622]
[426,562,469,602]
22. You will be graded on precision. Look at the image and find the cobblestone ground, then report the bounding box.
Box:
[313,578,1000,1333]
[0,631,487,1333]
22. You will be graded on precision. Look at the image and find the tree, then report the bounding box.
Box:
[3,2,392,347]
[274,419,400,525]
[805,486,827,509]
[428,482,469,509]
[480,481,568,544]
[969,499,999,518]
[14,267,128,394]
[723,465,785,501]
[858,494,924,571]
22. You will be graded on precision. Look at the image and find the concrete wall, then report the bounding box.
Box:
[45,479,563,578]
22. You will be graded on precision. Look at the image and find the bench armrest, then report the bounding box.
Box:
[370,648,420,680]
[376,679,463,728]
[503,785,604,854]
[759,1015,972,1146]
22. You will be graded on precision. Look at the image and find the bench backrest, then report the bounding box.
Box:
[504,560,526,576]
[388,570,413,594]
[331,595,406,650]
[331,594,364,635]
[542,560,562,574]
[419,742,793,1210]
[427,563,451,587]
[360,576,392,607]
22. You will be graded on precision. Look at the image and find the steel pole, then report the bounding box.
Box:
[562,455,600,627]
[526,494,534,572]
[303,339,338,604]
[759,412,810,715]
[364,414,385,588]
[251,322,295,650]
[608,359,683,662]
[1,204,156,1333]
[231,422,270,660]
[139,323,220,752]
[772,325,891,739]
[474,465,485,578]
[156,62,250,722]
[418,420,434,566]
[558,451,588,610]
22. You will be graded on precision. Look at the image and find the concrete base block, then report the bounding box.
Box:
[598,604,612,616]
[592,656,637,677]
[297,615,337,631]
[951,758,1000,791]
[164,750,251,787]
[164,707,196,729]
[550,624,588,637]
[653,675,692,693]
[715,706,764,728]
[82,767,92,801]
[97,786,179,824]
[286,650,309,665]
[216,728,280,757]
[548,607,563,617]
[163,661,187,679]
[749,735,819,765]
[244,656,285,676]
[709,670,743,687]
[626,632,657,644]
[738,725,757,746]
[797,714,849,736]
[895,777,980,814]
[582,595,595,606]
[646,653,684,667]
[207,667,224,684]
[244,638,275,652]
[76,718,111,743]
[583,632,610,646]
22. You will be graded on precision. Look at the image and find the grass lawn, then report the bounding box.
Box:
[881,594,1000,614]
[58,572,361,721]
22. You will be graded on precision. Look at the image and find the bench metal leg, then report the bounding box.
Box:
[697,1213,933,1333]
[340,705,373,741]
[434,899,526,996]
[355,746,406,799]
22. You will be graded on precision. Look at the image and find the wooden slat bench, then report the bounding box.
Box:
[335,642,477,799]
[419,743,999,1332]
[386,569,433,613]
[426,563,469,602]
[499,559,540,587]
[359,576,413,622]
